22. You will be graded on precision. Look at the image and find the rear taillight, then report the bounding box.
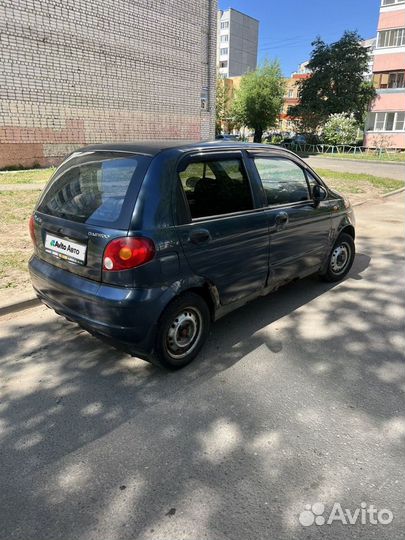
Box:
[29,214,36,245]
[103,237,155,271]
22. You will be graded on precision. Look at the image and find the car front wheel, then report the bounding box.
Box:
[319,232,355,282]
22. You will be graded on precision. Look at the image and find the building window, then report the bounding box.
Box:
[396,112,405,130]
[220,47,228,56]
[381,0,405,6]
[385,112,395,130]
[375,112,386,130]
[219,61,228,68]
[377,28,405,48]
[367,111,405,131]
[220,35,229,43]
[373,71,405,88]
[388,72,405,88]
[220,21,229,29]
[287,89,294,98]
[374,73,389,88]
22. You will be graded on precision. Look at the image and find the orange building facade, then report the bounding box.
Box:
[279,72,310,132]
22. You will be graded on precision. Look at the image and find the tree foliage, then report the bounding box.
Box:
[232,61,285,142]
[322,113,359,145]
[215,76,231,135]
[288,31,376,132]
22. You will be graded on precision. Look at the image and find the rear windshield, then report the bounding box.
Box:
[37,152,150,228]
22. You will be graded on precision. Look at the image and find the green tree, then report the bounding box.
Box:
[289,31,376,132]
[322,113,359,145]
[232,61,285,143]
[215,76,230,135]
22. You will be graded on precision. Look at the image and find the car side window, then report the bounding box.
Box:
[178,158,253,219]
[254,157,310,206]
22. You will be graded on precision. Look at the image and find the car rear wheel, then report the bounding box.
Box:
[319,232,355,282]
[153,292,210,369]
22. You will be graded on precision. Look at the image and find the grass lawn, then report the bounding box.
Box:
[0,167,55,185]
[0,170,403,293]
[315,169,404,199]
[0,191,41,292]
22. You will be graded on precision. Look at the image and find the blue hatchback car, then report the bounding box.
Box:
[29,141,355,369]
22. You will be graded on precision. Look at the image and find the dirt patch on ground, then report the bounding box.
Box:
[0,191,41,299]
[325,178,387,205]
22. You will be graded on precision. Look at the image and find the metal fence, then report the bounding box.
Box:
[281,143,404,158]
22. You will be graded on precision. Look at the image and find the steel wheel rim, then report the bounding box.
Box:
[165,307,202,359]
[330,241,351,275]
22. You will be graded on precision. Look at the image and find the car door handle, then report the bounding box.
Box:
[275,212,289,229]
[189,228,211,244]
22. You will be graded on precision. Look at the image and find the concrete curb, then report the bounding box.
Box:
[0,183,45,191]
[351,187,405,208]
[1,189,404,316]
[0,167,52,174]
[307,156,404,166]
[382,186,405,198]
[0,294,40,317]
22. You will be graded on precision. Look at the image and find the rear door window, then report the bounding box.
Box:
[254,157,310,206]
[37,152,150,228]
[178,157,253,219]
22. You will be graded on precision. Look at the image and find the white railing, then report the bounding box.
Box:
[281,143,405,157]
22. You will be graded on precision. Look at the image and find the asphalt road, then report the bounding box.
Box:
[1,194,404,540]
[303,156,405,181]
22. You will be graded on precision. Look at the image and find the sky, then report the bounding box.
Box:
[218,0,381,76]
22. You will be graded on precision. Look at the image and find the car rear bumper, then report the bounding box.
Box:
[29,255,171,359]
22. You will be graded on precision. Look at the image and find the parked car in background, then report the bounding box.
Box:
[216,134,240,141]
[29,141,355,369]
[283,133,321,145]
[283,134,306,145]
[263,132,284,144]
[293,134,307,145]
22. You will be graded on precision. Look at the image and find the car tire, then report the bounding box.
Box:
[319,232,355,283]
[153,292,211,370]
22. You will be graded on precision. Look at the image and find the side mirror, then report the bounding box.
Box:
[312,184,327,205]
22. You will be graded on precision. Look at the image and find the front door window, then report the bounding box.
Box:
[253,158,310,206]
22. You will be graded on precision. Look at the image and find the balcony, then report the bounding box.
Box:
[381,0,405,8]
[373,71,405,89]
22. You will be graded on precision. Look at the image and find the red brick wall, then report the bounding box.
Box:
[0,0,217,169]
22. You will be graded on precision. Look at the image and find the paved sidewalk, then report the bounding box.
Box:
[0,183,45,191]
[0,194,404,540]
[303,156,405,181]
[0,289,39,316]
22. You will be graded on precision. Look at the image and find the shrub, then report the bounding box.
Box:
[322,113,359,145]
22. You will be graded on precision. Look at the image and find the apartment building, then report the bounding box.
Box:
[0,0,217,168]
[361,38,377,80]
[364,0,405,148]
[217,8,259,78]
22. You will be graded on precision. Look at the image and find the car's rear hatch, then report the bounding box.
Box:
[32,150,151,282]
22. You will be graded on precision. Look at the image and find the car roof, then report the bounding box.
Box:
[72,140,284,157]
